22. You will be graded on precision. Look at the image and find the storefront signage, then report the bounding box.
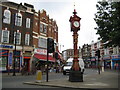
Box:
[0,44,13,49]
[34,48,47,55]
[111,55,120,60]
[91,57,96,61]
[103,55,111,60]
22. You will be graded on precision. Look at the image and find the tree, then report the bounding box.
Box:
[94,1,120,47]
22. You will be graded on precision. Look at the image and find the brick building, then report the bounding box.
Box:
[81,44,91,68]
[33,9,59,70]
[62,49,78,61]
[0,1,59,73]
[81,40,120,70]
[0,2,35,72]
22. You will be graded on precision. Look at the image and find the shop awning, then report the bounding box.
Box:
[0,50,8,56]
[34,54,55,62]
[24,56,31,59]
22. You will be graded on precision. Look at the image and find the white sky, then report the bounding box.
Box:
[9,0,100,52]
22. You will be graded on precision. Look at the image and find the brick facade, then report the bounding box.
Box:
[0,1,59,73]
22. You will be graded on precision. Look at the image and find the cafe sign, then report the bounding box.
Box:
[34,48,47,55]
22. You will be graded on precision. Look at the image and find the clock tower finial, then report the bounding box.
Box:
[73,1,77,15]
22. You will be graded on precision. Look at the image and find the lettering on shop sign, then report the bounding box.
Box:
[0,45,13,49]
[35,48,47,55]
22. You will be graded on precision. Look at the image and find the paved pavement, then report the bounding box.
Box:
[24,70,119,89]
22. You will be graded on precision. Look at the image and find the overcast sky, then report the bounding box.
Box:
[9,0,100,52]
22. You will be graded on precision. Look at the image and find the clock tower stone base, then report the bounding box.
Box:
[69,70,83,82]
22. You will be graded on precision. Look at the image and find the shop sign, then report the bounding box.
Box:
[0,44,13,49]
[91,57,96,61]
[34,48,47,55]
[23,46,33,51]
[111,55,120,60]
[103,55,111,60]
[13,46,22,49]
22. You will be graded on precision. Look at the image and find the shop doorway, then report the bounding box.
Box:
[23,59,30,72]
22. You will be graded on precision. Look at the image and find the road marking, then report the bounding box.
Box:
[85,82,109,86]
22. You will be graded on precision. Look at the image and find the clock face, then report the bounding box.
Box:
[73,21,79,27]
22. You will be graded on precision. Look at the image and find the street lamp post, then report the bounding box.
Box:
[13,3,22,76]
[13,28,17,76]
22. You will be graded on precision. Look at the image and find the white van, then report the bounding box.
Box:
[63,58,85,75]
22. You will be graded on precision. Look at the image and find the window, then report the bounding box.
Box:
[0,56,8,71]
[14,31,21,45]
[40,24,43,32]
[43,25,47,33]
[25,34,30,45]
[1,30,9,43]
[15,13,22,26]
[3,9,11,24]
[38,37,47,48]
[26,18,31,28]
[97,42,101,48]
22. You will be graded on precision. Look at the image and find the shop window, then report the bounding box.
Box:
[3,9,11,24]
[15,58,20,69]
[25,34,30,45]
[0,57,7,71]
[14,31,21,45]
[1,30,9,43]
[15,13,22,26]
[26,18,31,28]
[13,51,20,69]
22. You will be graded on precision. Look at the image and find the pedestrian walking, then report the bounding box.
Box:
[21,65,28,75]
[56,65,59,73]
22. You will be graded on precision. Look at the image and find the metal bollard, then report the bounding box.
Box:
[36,70,42,83]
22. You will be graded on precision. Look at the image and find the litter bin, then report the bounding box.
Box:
[36,70,42,82]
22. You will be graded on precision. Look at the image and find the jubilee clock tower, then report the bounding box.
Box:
[69,9,83,82]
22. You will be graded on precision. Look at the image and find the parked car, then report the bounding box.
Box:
[63,58,85,75]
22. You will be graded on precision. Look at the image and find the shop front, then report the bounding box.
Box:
[13,51,21,72]
[22,46,34,72]
[33,48,55,72]
[34,48,55,61]
[23,52,31,72]
[0,44,34,73]
[83,58,91,68]
[0,44,13,72]
[103,55,111,69]
[0,49,9,72]
[90,57,96,68]
[111,55,120,70]
[0,45,21,72]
